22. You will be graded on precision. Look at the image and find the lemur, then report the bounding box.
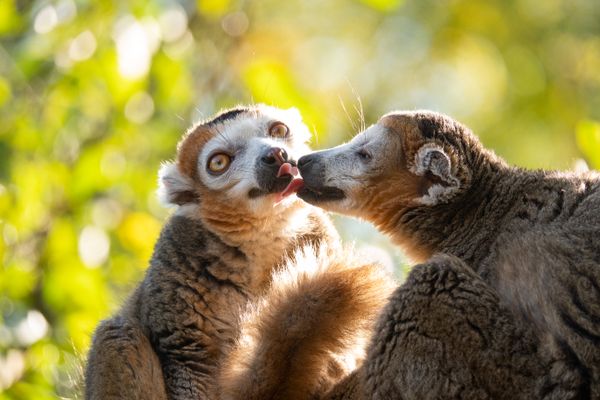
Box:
[84,105,394,399]
[294,110,600,399]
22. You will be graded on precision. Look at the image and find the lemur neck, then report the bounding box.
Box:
[387,160,518,267]
[199,202,337,292]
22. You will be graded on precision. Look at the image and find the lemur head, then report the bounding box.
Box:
[295,111,503,222]
[158,104,311,236]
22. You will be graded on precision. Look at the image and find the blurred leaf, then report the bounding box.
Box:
[197,0,233,17]
[242,58,325,138]
[576,119,600,168]
[0,262,37,301]
[116,212,161,262]
[0,0,23,35]
[3,380,56,400]
[65,311,100,351]
[0,76,11,107]
[358,0,404,12]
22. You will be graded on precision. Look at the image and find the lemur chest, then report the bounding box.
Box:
[242,236,296,291]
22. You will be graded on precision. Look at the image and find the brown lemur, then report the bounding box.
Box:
[84,105,394,400]
[295,110,600,399]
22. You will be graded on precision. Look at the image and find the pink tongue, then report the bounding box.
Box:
[276,163,299,178]
[275,162,304,203]
[281,178,304,197]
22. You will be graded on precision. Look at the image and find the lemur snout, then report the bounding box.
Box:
[297,153,315,168]
[298,153,321,177]
[262,147,289,166]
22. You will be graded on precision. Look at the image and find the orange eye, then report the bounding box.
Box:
[207,153,231,174]
[269,122,289,138]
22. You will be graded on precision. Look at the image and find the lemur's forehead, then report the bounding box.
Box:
[379,110,453,150]
[201,106,310,154]
[351,124,388,149]
[379,110,467,143]
[379,112,419,137]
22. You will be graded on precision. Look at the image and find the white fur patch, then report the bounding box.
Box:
[156,162,194,207]
[418,184,459,206]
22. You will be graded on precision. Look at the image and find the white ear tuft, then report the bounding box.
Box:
[411,144,460,205]
[157,162,196,207]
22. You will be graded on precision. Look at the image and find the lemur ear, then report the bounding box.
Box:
[157,162,198,206]
[411,144,460,205]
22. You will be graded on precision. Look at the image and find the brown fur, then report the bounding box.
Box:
[298,110,600,399]
[85,314,168,400]
[85,105,393,399]
[219,247,394,400]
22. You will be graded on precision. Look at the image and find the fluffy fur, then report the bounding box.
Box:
[85,105,393,399]
[297,110,600,399]
[219,246,394,400]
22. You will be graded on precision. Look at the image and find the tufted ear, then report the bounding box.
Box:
[157,162,198,206]
[411,144,460,205]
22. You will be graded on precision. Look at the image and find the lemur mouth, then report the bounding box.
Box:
[277,163,305,202]
[278,162,346,204]
[248,162,304,202]
[297,185,346,203]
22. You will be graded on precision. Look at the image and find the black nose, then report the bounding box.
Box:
[261,147,288,166]
[298,154,315,169]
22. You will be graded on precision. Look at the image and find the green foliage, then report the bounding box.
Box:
[1,0,599,397]
[576,120,600,168]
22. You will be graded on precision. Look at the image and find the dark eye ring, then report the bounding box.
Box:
[357,149,372,161]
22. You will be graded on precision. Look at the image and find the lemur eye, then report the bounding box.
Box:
[207,153,231,174]
[269,122,289,138]
[357,149,372,161]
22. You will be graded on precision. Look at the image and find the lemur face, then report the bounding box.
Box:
[296,111,473,219]
[158,105,311,218]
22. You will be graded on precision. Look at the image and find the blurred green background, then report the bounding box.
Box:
[1,0,600,398]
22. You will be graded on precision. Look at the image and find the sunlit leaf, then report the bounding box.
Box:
[0,262,37,301]
[4,380,56,400]
[0,76,11,107]
[197,0,233,17]
[242,58,325,139]
[576,119,600,169]
[116,212,161,262]
[358,0,404,12]
[65,312,101,351]
[0,0,23,35]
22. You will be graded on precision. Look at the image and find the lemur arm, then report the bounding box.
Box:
[85,316,168,400]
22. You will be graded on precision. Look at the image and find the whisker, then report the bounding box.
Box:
[311,124,320,147]
[338,95,358,139]
[346,79,365,135]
